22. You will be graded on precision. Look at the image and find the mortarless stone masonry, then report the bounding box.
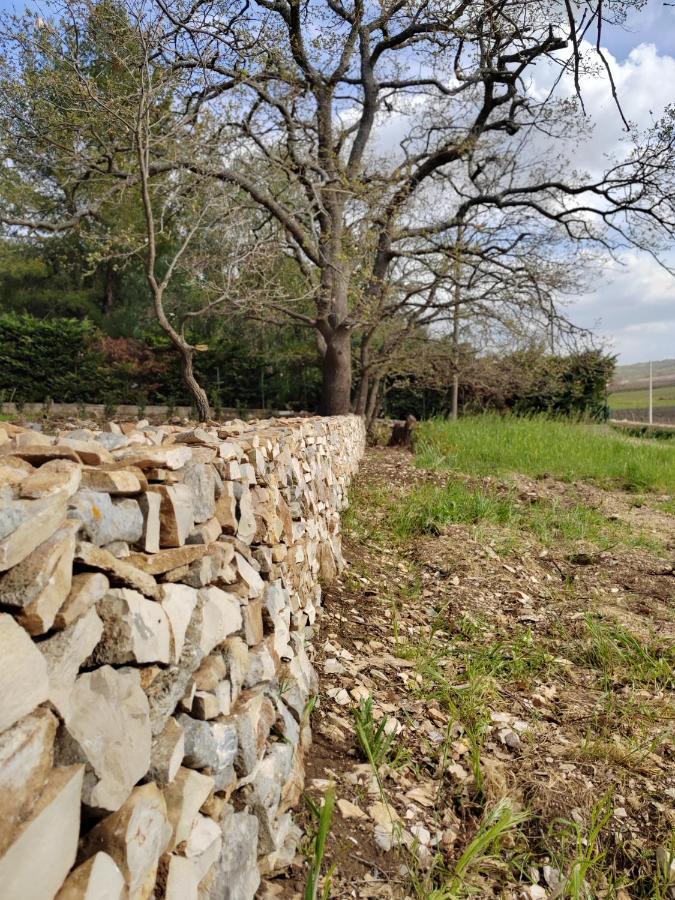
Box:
[0,414,365,900]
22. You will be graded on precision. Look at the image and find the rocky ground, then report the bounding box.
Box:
[265,448,674,899]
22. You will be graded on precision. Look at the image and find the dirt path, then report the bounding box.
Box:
[266,449,674,900]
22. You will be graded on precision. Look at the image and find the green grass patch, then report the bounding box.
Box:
[577,615,674,690]
[609,384,675,410]
[390,479,661,552]
[416,415,675,494]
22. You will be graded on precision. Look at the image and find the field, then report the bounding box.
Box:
[608,385,675,411]
[295,416,675,900]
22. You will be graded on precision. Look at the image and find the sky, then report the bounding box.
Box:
[559,2,675,364]
[0,0,672,364]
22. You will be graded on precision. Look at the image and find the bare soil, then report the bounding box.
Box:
[264,449,674,900]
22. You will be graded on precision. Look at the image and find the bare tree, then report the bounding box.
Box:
[152,0,674,414]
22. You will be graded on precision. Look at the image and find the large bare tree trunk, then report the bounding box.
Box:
[177,345,210,421]
[319,327,352,415]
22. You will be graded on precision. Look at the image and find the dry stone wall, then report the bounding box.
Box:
[0,414,365,900]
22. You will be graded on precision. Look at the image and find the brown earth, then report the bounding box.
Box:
[264,449,674,900]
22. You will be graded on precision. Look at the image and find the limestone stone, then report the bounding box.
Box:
[59,438,114,466]
[93,588,171,665]
[174,427,220,449]
[113,444,193,470]
[193,655,227,692]
[192,692,220,720]
[0,764,84,900]
[0,491,67,572]
[236,488,256,544]
[128,544,211,575]
[0,708,58,855]
[163,766,214,850]
[222,637,250,705]
[19,459,82,499]
[79,783,171,900]
[186,515,221,545]
[40,606,103,713]
[148,484,194,547]
[0,519,78,634]
[57,666,151,812]
[244,636,280,688]
[75,541,158,598]
[183,461,216,523]
[204,808,260,900]
[102,540,130,558]
[159,583,198,662]
[80,468,142,495]
[137,490,161,553]
[56,852,125,900]
[214,482,237,533]
[197,586,242,655]
[6,442,80,465]
[177,714,238,784]
[231,689,276,776]
[55,572,109,629]
[163,855,199,900]
[0,614,50,733]
[69,491,143,546]
[148,717,184,785]
[242,599,264,646]
[231,551,264,599]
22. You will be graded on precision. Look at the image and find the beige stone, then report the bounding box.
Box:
[163,855,199,900]
[75,541,158,598]
[0,764,84,900]
[112,445,193,471]
[186,515,221,545]
[80,468,142,495]
[159,583,198,662]
[40,606,103,713]
[94,588,171,665]
[0,708,58,855]
[0,614,50,733]
[59,438,114,466]
[0,491,67,572]
[197,586,243,655]
[148,717,184,785]
[128,544,211,575]
[79,783,171,900]
[57,666,151,812]
[56,852,125,900]
[242,599,264,646]
[163,767,214,851]
[137,490,161,553]
[146,484,194,547]
[1,519,79,635]
[193,655,227,692]
[55,572,109,630]
[214,482,237,533]
[19,459,82,499]
[191,691,220,720]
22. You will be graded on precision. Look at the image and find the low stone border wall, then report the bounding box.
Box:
[0,414,365,899]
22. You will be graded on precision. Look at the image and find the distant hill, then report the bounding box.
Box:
[612,359,675,388]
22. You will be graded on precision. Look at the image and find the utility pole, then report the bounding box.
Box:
[451,224,463,421]
[649,360,653,425]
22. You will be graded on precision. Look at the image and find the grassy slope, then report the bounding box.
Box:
[609,384,675,410]
[416,415,675,494]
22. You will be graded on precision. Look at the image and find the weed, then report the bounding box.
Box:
[416,415,675,494]
[353,696,407,769]
[304,787,336,900]
[579,615,674,690]
[427,799,529,898]
[548,791,615,899]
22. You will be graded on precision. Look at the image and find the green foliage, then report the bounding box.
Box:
[353,696,406,769]
[304,788,336,900]
[416,415,675,494]
[387,349,615,420]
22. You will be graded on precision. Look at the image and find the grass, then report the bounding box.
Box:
[609,384,675,410]
[390,478,662,552]
[416,415,675,494]
[577,615,674,690]
[304,787,336,900]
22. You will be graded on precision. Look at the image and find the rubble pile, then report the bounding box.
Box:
[0,414,364,899]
